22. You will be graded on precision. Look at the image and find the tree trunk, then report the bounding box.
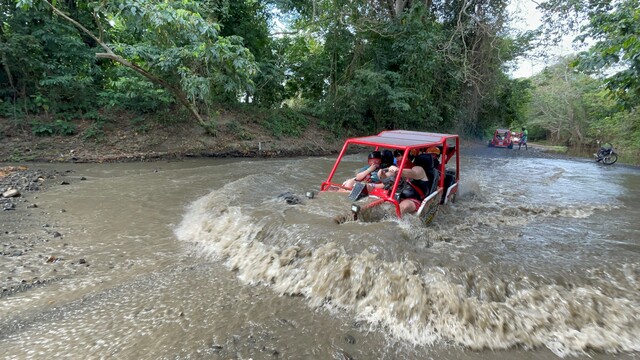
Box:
[394,0,408,17]
[0,29,16,93]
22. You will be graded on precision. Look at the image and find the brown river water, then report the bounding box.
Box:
[1,150,639,359]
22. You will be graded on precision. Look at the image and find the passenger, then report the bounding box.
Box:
[380,149,394,169]
[425,146,441,170]
[354,149,397,195]
[342,151,382,190]
[392,149,413,169]
[383,154,434,215]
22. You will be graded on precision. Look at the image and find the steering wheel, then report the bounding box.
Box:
[383,175,406,195]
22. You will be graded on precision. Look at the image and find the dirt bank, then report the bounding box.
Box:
[0,112,344,163]
[1,114,566,164]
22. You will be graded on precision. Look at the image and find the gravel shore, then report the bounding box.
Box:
[0,166,80,297]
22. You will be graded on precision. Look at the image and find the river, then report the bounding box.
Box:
[1,147,638,359]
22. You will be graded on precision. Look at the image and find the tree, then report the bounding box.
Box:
[572,0,640,108]
[537,0,640,108]
[15,0,257,133]
[527,57,615,145]
[1,1,97,115]
[272,0,524,135]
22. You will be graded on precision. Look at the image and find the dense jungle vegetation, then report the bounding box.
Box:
[1,0,638,159]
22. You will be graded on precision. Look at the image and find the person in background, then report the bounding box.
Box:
[380,149,395,169]
[392,149,414,169]
[519,126,528,150]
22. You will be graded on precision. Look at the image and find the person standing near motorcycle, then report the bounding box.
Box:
[519,126,528,150]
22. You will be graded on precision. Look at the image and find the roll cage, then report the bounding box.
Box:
[321,130,460,219]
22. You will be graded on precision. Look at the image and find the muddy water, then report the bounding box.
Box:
[0,152,638,359]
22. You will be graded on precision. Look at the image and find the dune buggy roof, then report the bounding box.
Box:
[345,130,457,149]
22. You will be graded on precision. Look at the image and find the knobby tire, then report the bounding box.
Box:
[602,153,618,165]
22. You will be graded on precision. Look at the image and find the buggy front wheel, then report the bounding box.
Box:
[602,153,618,165]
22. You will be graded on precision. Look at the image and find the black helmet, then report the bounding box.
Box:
[381,150,394,167]
[367,151,382,166]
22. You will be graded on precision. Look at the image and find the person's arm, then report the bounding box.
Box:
[386,165,426,180]
[354,164,377,182]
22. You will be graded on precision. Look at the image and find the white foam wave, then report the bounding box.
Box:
[175,188,640,357]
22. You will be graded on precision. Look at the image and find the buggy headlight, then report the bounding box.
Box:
[351,204,360,214]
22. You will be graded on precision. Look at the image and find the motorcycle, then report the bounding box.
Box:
[594,144,618,165]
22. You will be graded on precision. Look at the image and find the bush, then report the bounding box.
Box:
[98,75,174,114]
[262,107,309,138]
[81,122,105,140]
[31,119,77,136]
[226,120,253,140]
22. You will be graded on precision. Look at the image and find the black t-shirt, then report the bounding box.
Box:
[413,154,436,182]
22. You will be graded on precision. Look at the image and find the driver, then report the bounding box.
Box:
[384,154,433,215]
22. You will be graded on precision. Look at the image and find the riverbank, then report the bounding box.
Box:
[0,112,344,163]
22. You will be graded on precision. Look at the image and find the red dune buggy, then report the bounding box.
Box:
[311,130,459,225]
[488,128,514,149]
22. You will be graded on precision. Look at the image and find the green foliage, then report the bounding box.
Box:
[479,77,533,131]
[130,116,149,134]
[3,0,533,138]
[103,0,258,105]
[523,55,639,156]
[225,120,252,140]
[31,119,77,136]
[81,122,105,141]
[588,106,640,148]
[538,0,640,109]
[2,3,99,116]
[99,73,174,113]
[571,0,640,108]
[204,0,284,106]
[9,0,258,131]
[262,107,309,138]
[526,58,601,145]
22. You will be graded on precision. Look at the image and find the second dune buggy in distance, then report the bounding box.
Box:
[488,128,514,149]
